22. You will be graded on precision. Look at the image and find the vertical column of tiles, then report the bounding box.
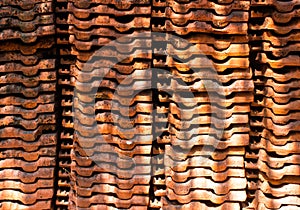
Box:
[248,0,300,209]
[152,0,253,209]
[0,0,57,209]
[66,0,153,209]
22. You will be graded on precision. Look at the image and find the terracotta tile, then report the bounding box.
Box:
[0,179,53,193]
[166,176,247,195]
[167,0,250,15]
[1,201,51,209]
[0,147,56,161]
[68,0,150,10]
[75,184,149,199]
[0,0,53,10]
[168,102,251,119]
[75,172,150,189]
[165,145,245,161]
[153,8,248,24]
[0,25,55,42]
[74,134,153,150]
[68,14,150,31]
[165,167,246,183]
[0,95,54,108]
[165,188,247,204]
[0,189,54,204]
[252,190,300,209]
[164,155,244,172]
[250,0,300,12]
[0,125,56,141]
[0,157,56,172]
[68,3,150,19]
[158,42,250,60]
[0,59,55,76]
[0,134,56,151]
[68,190,149,208]
[0,168,54,183]
[161,197,241,210]
[0,72,56,87]
[0,15,54,32]
[0,37,55,55]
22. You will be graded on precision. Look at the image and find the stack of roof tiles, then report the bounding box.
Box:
[247,0,300,209]
[151,0,254,209]
[0,0,299,210]
[0,0,57,209]
[64,0,153,209]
